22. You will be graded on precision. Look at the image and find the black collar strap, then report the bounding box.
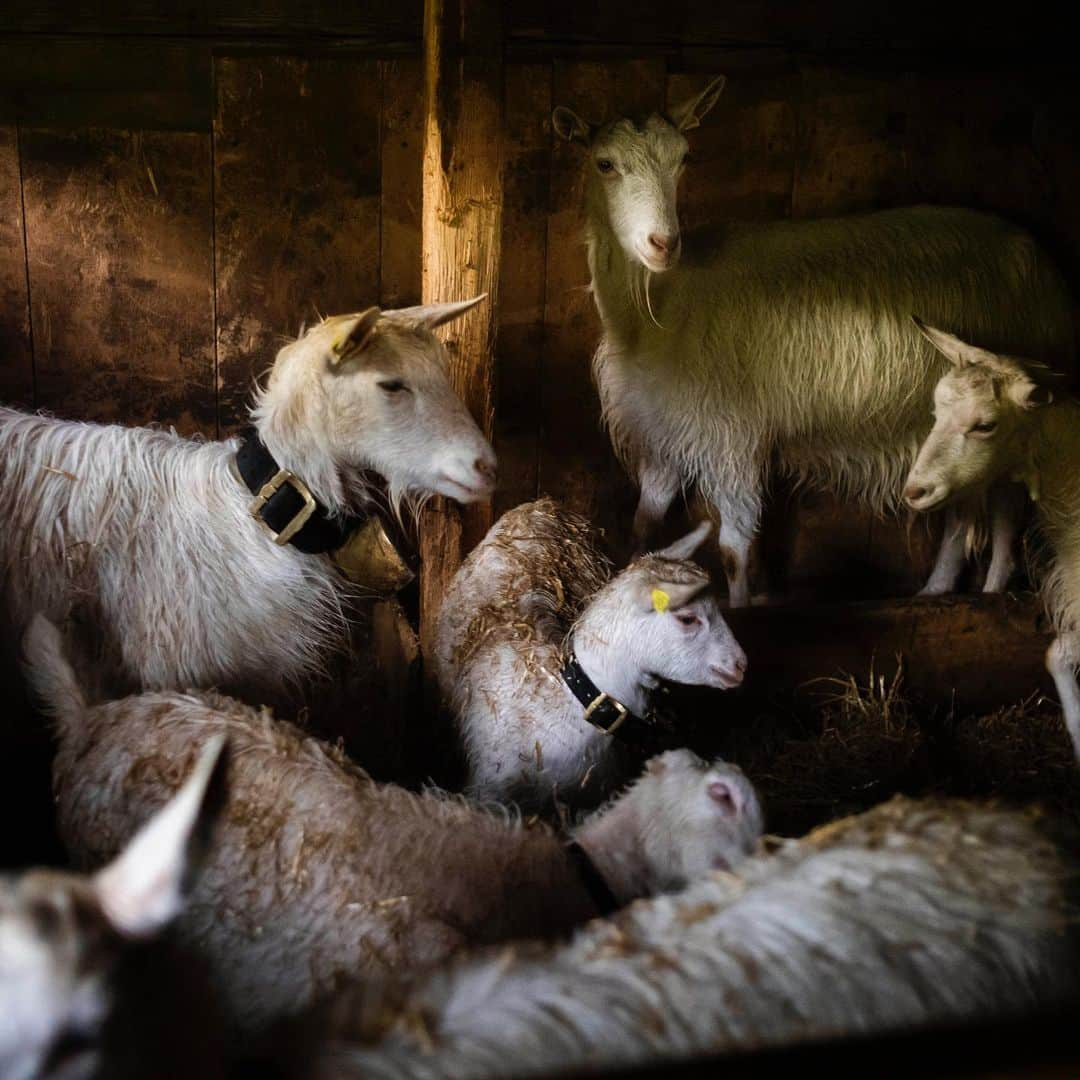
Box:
[565,841,620,917]
[235,429,366,555]
[561,651,656,739]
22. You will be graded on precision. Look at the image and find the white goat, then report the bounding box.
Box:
[435,498,747,811]
[0,736,228,1080]
[0,299,496,694]
[23,615,762,1038]
[904,319,1080,758]
[552,79,1074,605]
[313,796,1080,1079]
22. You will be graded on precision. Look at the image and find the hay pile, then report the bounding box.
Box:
[715,666,1080,837]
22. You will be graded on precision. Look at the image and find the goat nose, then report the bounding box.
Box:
[648,232,678,254]
[734,654,747,675]
[904,482,928,503]
[474,457,497,483]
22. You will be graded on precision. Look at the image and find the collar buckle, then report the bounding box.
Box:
[583,692,629,735]
[249,468,317,546]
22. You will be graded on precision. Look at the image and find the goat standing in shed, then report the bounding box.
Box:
[311,797,1080,1080]
[552,78,1073,605]
[23,614,762,1038]
[0,298,496,696]
[436,499,747,812]
[0,736,229,1080]
[904,319,1080,758]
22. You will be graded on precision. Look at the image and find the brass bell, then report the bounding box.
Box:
[332,516,416,596]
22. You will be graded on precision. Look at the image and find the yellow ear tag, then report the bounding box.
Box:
[651,588,670,613]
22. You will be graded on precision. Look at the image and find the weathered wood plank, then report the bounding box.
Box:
[539,59,665,562]
[668,51,797,226]
[0,125,32,408]
[495,62,552,517]
[213,54,382,432]
[791,64,915,219]
[416,0,504,673]
[20,127,215,432]
[0,40,211,132]
[0,1,421,42]
[507,1,1071,52]
[379,58,424,309]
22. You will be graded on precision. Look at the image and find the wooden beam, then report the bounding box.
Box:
[418,0,504,680]
[0,125,32,409]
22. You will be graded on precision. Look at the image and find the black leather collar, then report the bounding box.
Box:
[560,651,660,742]
[235,428,367,554]
[565,841,619,917]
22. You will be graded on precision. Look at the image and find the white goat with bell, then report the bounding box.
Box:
[553,78,1073,604]
[904,318,1080,758]
[0,298,495,694]
[436,499,746,811]
[0,736,228,1080]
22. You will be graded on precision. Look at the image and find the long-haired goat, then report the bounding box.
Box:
[23,615,762,1038]
[904,319,1080,759]
[435,499,747,812]
[0,736,229,1080]
[0,298,495,694]
[553,78,1074,605]
[311,796,1080,1079]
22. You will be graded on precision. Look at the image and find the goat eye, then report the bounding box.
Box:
[970,419,998,435]
[676,613,700,628]
[596,158,615,174]
[377,379,410,394]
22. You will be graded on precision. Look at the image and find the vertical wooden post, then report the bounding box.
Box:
[418,0,503,686]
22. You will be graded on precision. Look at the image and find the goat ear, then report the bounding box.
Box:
[668,76,726,133]
[94,736,228,939]
[639,575,709,613]
[552,106,594,146]
[330,307,381,366]
[911,315,1000,370]
[1012,380,1054,409]
[653,520,712,561]
[395,295,487,332]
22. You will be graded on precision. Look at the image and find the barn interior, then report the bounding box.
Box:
[1,1,1079,1076]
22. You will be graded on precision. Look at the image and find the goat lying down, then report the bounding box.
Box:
[554,77,1074,605]
[0,298,495,696]
[312,797,1080,1079]
[905,320,1080,760]
[0,737,229,1080]
[23,615,763,1038]
[436,498,747,812]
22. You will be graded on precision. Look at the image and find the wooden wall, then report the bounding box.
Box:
[0,47,423,435]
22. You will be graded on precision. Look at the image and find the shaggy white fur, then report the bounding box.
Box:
[313,797,1079,1079]
[0,737,227,1080]
[24,616,763,1038]
[435,499,747,811]
[554,81,1074,605]
[905,321,1080,758]
[0,300,495,693]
